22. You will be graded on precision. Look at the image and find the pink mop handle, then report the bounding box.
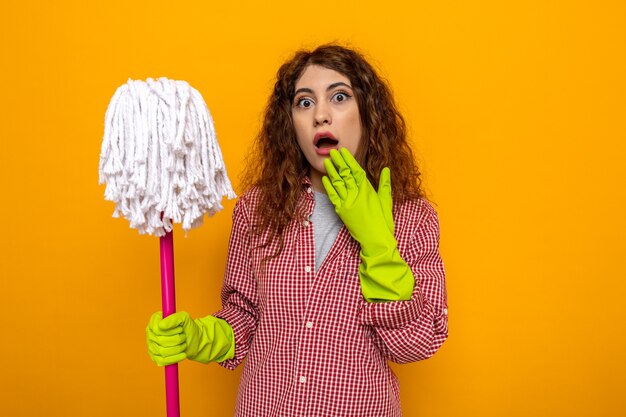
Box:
[160,230,181,417]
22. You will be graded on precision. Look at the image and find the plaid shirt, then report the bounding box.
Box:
[214,176,448,417]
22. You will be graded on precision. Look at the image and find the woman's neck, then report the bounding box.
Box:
[309,169,327,193]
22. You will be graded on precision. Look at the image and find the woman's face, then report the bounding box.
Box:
[291,64,362,191]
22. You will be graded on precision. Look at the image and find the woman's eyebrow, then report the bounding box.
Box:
[294,87,314,96]
[294,82,353,97]
[327,82,352,91]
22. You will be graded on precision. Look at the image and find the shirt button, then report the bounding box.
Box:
[304,266,312,273]
[306,187,313,194]
[305,322,313,329]
[302,220,310,227]
[443,308,448,315]
[299,376,306,383]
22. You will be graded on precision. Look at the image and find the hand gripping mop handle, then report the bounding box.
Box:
[160,230,180,417]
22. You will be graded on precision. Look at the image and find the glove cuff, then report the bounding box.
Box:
[187,316,235,364]
[359,246,415,302]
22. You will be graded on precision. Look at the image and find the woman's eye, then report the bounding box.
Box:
[296,98,313,108]
[332,92,350,102]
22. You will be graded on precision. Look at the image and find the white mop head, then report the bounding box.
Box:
[98,77,236,236]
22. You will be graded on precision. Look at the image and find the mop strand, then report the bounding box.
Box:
[98,77,236,236]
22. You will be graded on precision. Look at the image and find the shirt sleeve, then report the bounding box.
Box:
[357,204,448,364]
[212,197,259,370]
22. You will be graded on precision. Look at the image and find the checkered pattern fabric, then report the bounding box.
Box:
[214,176,448,417]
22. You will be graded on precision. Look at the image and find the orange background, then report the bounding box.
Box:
[1,1,625,416]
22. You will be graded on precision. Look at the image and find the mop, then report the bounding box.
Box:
[98,77,236,417]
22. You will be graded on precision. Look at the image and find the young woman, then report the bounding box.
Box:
[146,44,448,417]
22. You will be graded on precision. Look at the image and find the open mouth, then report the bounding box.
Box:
[314,132,339,149]
[315,137,339,149]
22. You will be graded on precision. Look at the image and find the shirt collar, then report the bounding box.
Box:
[300,174,312,188]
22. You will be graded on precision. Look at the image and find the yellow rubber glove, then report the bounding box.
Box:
[146,311,235,366]
[322,148,414,302]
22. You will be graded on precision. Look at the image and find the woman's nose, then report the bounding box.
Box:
[314,103,331,126]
